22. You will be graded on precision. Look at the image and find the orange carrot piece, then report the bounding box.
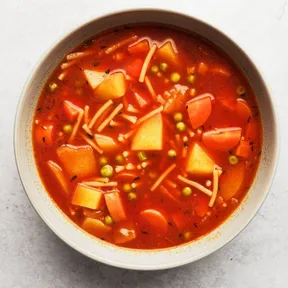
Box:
[186,93,213,129]
[236,99,251,122]
[128,39,150,54]
[113,222,136,244]
[202,127,242,151]
[140,209,168,233]
[104,192,127,222]
[234,140,253,158]
[82,218,112,238]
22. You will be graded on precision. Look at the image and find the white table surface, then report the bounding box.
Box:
[1,0,287,287]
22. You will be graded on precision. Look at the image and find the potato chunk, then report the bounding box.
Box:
[186,143,215,175]
[131,113,163,151]
[56,144,97,178]
[83,70,105,89]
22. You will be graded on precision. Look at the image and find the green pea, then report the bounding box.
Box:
[187,74,195,84]
[183,231,191,241]
[170,72,181,83]
[99,156,108,167]
[182,186,192,197]
[62,124,72,134]
[173,112,183,123]
[49,82,57,92]
[176,122,186,132]
[123,183,132,193]
[100,165,113,177]
[159,62,168,72]
[115,154,125,164]
[168,149,177,158]
[229,155,239,165]
[237,86,246,95]
[151,65,159,73]
[104,215,113,225]
[137,151,147,162]
[128,192,137,201]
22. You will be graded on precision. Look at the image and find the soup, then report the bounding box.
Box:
[33,25,262,249]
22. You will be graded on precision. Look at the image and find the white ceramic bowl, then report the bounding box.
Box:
[14,9,279,270]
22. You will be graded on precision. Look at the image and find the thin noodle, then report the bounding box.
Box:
[139,43,157,82]
[88,100,113,129]
[151,164,176,191]
[97,103,123,132]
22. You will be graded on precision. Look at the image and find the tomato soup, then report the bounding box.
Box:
[33,25,262,249]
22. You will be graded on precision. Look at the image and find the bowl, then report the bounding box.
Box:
[14,9,279,270]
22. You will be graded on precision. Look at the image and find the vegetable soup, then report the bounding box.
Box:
[33,25,262,249]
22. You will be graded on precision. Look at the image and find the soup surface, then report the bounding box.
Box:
[33,25,262,249]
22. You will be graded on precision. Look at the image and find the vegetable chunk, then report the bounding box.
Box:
[47,160,70,195]
[113,222,136,244]
[202,127,242,151]
[128,39,150,54]
[140,209,168,233]
[82,218,111,237]
[63,101,80,121]
[94,72,127,101]
[72,184,103,209]
[56,144,97,177]
[94,134,120,152]
[104,192,127,222]
[83,70,105,89]
[156,40,178,65]
[186,94,213,129]
[131,113,163,151]
[186,143,215,175]
[219,162,245,200]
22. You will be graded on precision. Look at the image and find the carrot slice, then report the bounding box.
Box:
[128,39,150,54]
[236,99,251,122]
[63,101,80,121]
[113,222,136,244]
[35,123,54,146]
[140,209,168,233]
[193,195,209,217]
[219,162,245,200]
[82,218,111,238]
[104,192,127,222]
[202,127,242,151]
[72,184,103,210]
[186,94,213,129]
[234,140,252,158]
[47,160,70,195]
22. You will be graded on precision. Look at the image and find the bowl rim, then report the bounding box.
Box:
[14,8,280,270]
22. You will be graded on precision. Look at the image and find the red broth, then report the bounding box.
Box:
[33,25,262,249]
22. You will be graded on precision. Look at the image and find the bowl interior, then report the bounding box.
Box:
[14,9,278,270]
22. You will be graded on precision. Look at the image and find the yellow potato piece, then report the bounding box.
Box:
[131,113,163,151]
[94,72,126,101]
[83,70,105,89]
[94,134,119,152]
[56,144,97,178]
[72,184,103,209]
[186,143,215,175]
[157,40,178,65]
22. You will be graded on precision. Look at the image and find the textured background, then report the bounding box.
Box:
[1,0,287,287]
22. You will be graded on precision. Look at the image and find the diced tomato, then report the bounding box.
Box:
[63,100,80,121]
[140,209,168,233]
[172,211,189,230]
[202,127,242,151]
[219,162,245,201]
[186,93,213,129]
[104,192,127,222]
[35,123,54,146]
[82,218,112,238]
[128,39,150,54]
[236,99,251,122]
[234,140,252,158]
[159,185,180,204]
[113,222,136,244]
[193,195,209,217]
[124,58,143,78]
